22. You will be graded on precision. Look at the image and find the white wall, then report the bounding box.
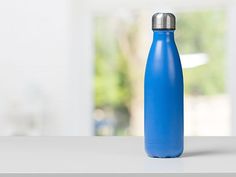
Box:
[0,0,93,135]
[227,3,236,136]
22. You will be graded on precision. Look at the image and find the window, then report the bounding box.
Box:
[94,9,231,136]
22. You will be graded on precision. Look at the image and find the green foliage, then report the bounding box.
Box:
[95,18,132,108]
[176,10,226,95]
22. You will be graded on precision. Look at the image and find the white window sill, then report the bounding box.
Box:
[0,137,235,176]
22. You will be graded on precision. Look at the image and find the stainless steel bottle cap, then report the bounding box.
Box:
[152,13,176,30]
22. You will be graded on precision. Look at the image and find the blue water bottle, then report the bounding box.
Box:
[144,13,184,158]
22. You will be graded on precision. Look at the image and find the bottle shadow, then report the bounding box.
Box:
[182,149,236,158]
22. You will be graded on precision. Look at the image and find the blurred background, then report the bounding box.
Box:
[0,0,235,136]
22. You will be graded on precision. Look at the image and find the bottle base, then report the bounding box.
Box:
[145,142,183,158]
[147,151,183,158]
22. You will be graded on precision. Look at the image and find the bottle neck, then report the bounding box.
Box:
[153,30,175,41]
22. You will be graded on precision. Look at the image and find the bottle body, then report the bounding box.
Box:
[144,31,184,158]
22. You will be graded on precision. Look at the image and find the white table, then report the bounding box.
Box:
[0,137,235,176]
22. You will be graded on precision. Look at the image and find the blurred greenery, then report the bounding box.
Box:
[176,11,226,95]
[95,17,131,135]
[95,17,132,107]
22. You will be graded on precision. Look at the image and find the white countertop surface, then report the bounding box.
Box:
[0,137,235,174]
